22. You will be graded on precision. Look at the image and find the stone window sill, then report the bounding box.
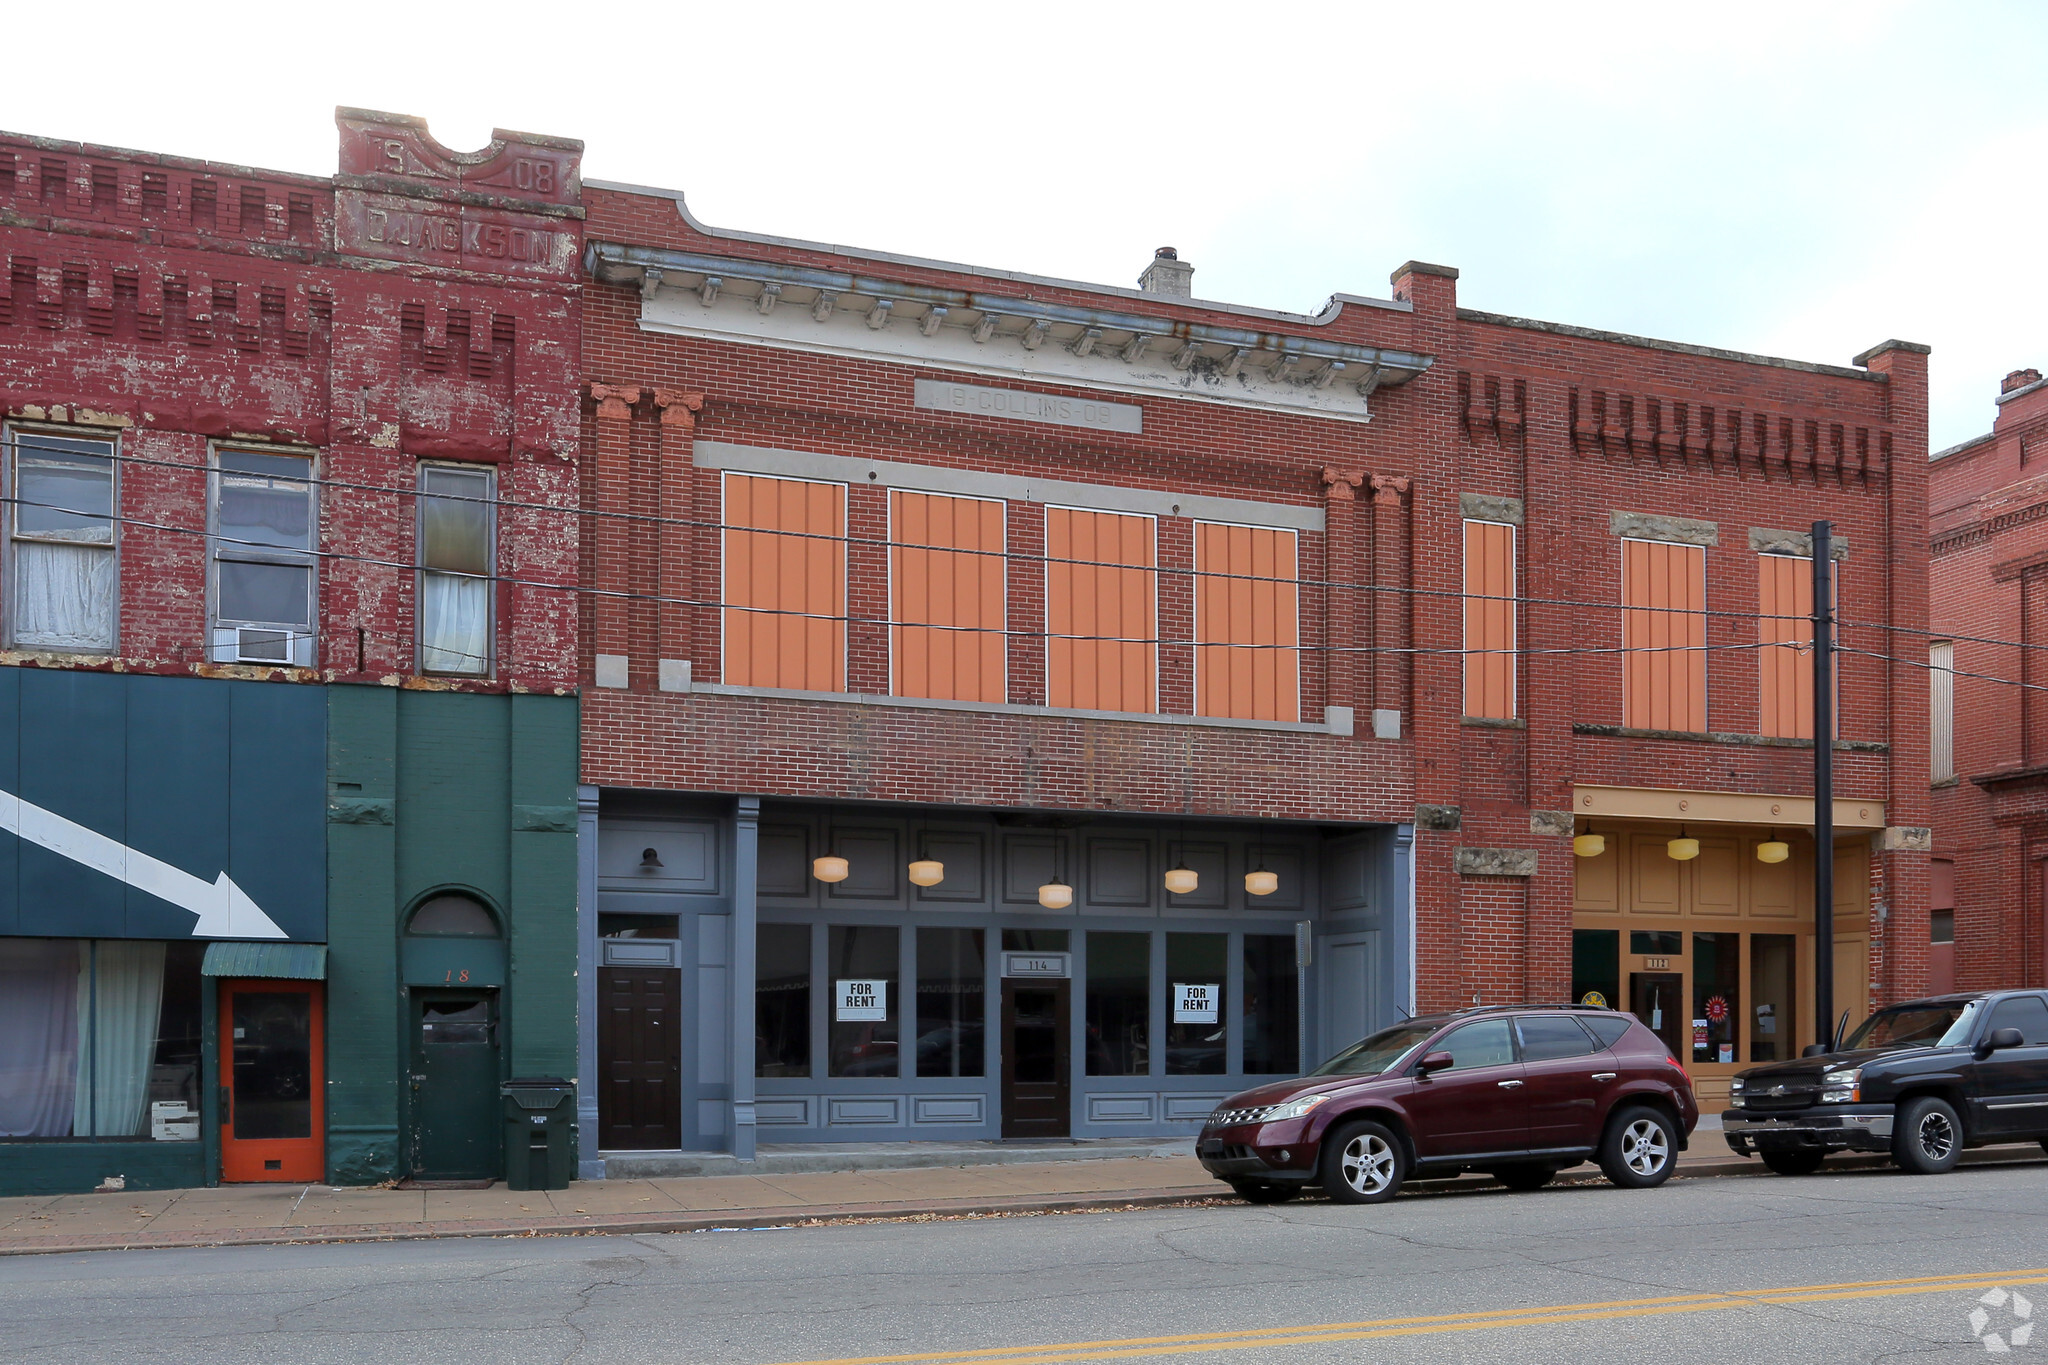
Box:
[687,682,1363,737]
[1571,722,1888,754]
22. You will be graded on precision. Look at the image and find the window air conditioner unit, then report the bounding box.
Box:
[235,627,293,663]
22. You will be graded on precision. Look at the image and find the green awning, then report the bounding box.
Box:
[201,942,327,980]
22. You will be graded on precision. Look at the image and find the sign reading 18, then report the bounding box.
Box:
[443,969,472,983]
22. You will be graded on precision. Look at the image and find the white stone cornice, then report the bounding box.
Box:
[587,242,1434,425]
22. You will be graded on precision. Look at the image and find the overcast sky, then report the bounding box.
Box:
[9,1,2041,451]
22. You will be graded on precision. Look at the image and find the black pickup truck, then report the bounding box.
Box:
[1721,990,2048,1175]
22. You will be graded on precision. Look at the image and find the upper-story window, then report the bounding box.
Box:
[418,464,494,676]
[1194,522,1299,723]
[722,472,845,691]
[5,426,117,652]
[1463,518,1516,720]
[211,448,316,666]
[1620,537,1706,732]
[1045,506,1156,713]
[1757,552,1836,740]
[890,490,1005,704]
[1930,640,1955,782]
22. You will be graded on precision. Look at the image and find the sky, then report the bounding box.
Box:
[7,1,2042,452]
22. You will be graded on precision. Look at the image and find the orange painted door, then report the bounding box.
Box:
[1462,519,1516,719]
[219,980,324,1183]
[891,491,1005,702]
[1620,538,1706,732]
[722,473,846,691]
[1045,507,1155,712]
[1194,523,1299,722]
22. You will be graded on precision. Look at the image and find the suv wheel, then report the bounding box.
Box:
[1491,1164,1555,1192]
[1892,1096,1963,1174]
[1228,1180,1299,1205]
[1320,1120,1405,1204]
[1599,1106,1676,1188]
[1760,1148,1825,1177]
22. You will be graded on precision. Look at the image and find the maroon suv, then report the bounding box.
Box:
[1197,1006,1699,1204]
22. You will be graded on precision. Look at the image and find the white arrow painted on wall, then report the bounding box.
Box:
[0,786,287,939]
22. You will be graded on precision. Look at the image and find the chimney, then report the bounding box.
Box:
[1138,246,1193,298]
[2003,368,2043,395]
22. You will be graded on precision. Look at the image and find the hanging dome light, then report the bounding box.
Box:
[907,858,945,887]
[1036,881,1074,909]
[1164,864,1199,896]
[812,855,850,883]
[1245,868,1279,897]
[1572,834,1607,858]
[1757,840,1790,864]
[1666,836,1700,861]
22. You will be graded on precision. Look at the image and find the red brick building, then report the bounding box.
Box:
[574,180,1931,1163]
[1928,366,2048,998]
[0,112,585,1196]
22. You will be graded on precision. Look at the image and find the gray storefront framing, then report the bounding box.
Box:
[575,791,1412,1175]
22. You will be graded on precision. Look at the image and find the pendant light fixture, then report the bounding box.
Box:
[1036,879,1074,909]
[1164,820,1199,897]
[1245,843,1278,897]
[1756,828,1790,864]
[812,807,850,883]
[1666,824,1700,862]
[907,819,944,888]
[1572,833,1606,858]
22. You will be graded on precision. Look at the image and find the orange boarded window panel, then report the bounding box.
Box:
[1758,553,1837,739]
[1620,538,1707,732]
[891,490,1006,704]
[1046,507,1156,713]
[1195,522,1299,723]
[1463,519,1516,719]
[722,473,845,691]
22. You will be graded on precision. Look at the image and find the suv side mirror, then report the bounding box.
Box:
[1979,1027,2026,1058]
[1416,1051,1454,1077]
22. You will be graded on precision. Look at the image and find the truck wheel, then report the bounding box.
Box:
[1892,1096,1963,1174]
[1599,1106,1676,1188]
[1319,1120,1405,1204]
[1228,1180,1299,1204]
[1760,1148,1825,1176]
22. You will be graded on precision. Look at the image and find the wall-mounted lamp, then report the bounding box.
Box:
[638,847,664,871]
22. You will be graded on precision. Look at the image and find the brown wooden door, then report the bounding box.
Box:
[1001,979,1070,1139]
[597,967,681,1150]
[219,980,324,1183]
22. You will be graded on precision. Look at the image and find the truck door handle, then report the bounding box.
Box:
[1497,1079,1524,1089]
[1591,1073,1617,1082]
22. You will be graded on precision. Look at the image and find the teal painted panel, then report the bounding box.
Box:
[0,1140,206,1196]
[401,937,508,988]
[201,942,328,979]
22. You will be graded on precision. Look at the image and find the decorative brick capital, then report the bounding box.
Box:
[1321,467,1365,501]
[588,383,642,423]
[653,389,705,429]
[1370,473,1411,503]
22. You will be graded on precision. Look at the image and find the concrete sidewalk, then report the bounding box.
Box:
[2,1141,2041,1258]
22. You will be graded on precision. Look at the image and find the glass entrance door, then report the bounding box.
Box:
[219,980,323,1183]
[1629,972,1685,1061]
[1001,979,1070,1139]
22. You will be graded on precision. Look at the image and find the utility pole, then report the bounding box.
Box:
[1812,521,1835,1051]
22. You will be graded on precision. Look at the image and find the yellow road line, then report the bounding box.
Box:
[764,1267,2048,1365]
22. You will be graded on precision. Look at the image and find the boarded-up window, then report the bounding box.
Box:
[1195,523,1299,723]
[1620,538,1706,732]
[1758,553,1838,740]
[1045,507,1155,713]
[891,491,1005,703]
[1463,519,1516,719]
[1930,641,1954,781]
[722,473,845,691]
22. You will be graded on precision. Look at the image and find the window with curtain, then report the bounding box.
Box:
[1462,519,1516,720]
[1045,506,1156,713]
[1620,537,1706,732]
[1930,641,1955,781]
[723,473,846,691]
[0,939,203,1142]
[1194,522,1298,722]
[891,490,1005,703]
[418,464,494,676]
[7,427,117,652]
[212,448,316,666]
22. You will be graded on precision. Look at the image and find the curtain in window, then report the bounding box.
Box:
[73,941,166,1138]
[13,541,115,649]
[0,940,81,1137]
[421,571,489,674]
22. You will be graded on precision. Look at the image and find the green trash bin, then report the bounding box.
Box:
[501,1077,576,1191]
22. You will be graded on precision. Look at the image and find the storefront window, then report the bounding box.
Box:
[755,924,811,1078]
[1692,931,1740,1065]
[1572,929,1620,1008]
[1630,930,1682,956]
[1750,933,1797,1063]
[1166,932,1227,1076]
[0,939,203,1142]
[1242,935,1298,1075]
[1085,931,1149,1076]
[829,925,899,1078]
[915,928,985,1078]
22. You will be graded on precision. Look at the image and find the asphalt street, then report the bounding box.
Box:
[4,1160,2045,1364]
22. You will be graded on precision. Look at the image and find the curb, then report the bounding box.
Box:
[3,1145,2040,1259]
